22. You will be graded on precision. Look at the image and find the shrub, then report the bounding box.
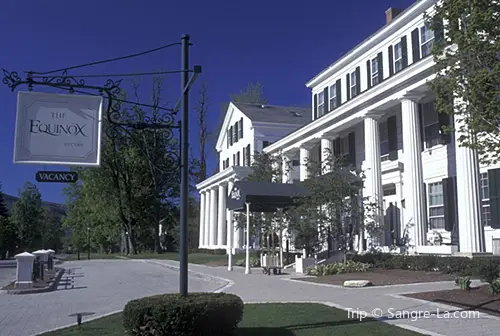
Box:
[235,257,260,267]
[122,292,244,336]
[306,261,371,276]
[472,259,500,284]
[454,276,471,290]
[194,248,227,255]
[489,279,500,295]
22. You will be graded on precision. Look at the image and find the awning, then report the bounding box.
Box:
[226,180,309,213]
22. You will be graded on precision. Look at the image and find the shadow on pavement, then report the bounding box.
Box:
[236,327,295,335]
[56,268,88,291]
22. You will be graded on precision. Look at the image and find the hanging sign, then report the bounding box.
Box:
[13,91,103,166]
[35,171,79,183]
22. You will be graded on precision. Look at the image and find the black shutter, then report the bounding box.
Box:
[366,60,372,89]
[323,87,329,114]
[234,122,239,142]
[488,169,500,229]
[346,73,351,100]
[348,132,356,166]
[401,36,408,68]
[229,126,233,146]
[313,94,318,120]
[411,28,420,63]
[335,79,341,107]
[377,52,383,83]
[387,116,398,160]
[442,177,457,231]
[388,45,394,76]
[240,118,243,138]
[355,67,361,95]
[418,104,425,151]
[435,18,444,43]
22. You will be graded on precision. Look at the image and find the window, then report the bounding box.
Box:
[350,71,357,98]
[329,84,337,110]
[422,102,441,148]
[292,160,300,166]
[340,137,349,157]
[371,57,379,86]
[480,172,491,226]
[226,158,230,168]
[318,91,325,116]
[229,126,233,146]
[236,152,240,166]
[379,121,389,160]
[394,42,403,73]
[245,145,251,166]
[420,24,435,58]
[428,182,445,229]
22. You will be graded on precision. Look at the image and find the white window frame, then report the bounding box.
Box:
[329,84,337,110]
[422,101,441,149]
[318,91,325,116]
[350,71,357,97]
[420,24,435,58]
[394,42,403,73]
[379,121,389,161]
[480,172,491,227]
[428,182,445,230]
[371,57,379,86]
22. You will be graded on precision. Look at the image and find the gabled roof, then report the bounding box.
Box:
[233,102,311,126]
[215,102,312,151]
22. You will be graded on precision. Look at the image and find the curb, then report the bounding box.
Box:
[387,293,500,321]
[6,268,65,295]
[283,277,459,290]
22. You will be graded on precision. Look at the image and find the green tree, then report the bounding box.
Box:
[427,0,500,164]
[0,217,17,259]
[41,207,63,252]
[0,183,8,218]
[10,182,43,251]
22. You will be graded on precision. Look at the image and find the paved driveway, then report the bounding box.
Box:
[0,260,225,336]
[0,267,16,288]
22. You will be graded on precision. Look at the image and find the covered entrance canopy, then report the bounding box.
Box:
[226,180,309,213]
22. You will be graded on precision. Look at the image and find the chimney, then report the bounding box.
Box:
[385,7,404,24]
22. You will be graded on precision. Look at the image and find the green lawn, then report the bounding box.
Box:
[59,251,255,265]
[40,303,424,336]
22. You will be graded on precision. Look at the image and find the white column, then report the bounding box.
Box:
[364,115,384,247]
[400,94,427,248]
[282,155,292,183]
[321,137,334,173]
[204,190,211,247]
[199,192,206,247]
[233,180,241,249]
[454,111,485,253]
[217,184,227,246]
[299,147,311,181]
[227,180,234,270]
[209,188,218,246]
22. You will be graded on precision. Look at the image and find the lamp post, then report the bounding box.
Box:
[87,226,91,260]
[245,202,251,275]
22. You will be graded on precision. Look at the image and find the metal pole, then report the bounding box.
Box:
[245,202,251,274]
[87,227,90,260]
[179,34,190,296]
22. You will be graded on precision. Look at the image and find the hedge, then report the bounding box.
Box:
[123,292,244,336]
[351,253,500,282]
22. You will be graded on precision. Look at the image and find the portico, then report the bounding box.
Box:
[196,166,251,251]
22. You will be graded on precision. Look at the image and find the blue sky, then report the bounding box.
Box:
[0,0,415,203]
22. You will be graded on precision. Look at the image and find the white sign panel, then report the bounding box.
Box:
[13,91,103,166]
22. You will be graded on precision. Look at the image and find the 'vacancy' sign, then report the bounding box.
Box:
[35,171,79,183]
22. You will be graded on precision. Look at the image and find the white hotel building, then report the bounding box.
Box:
[196,0,500,256]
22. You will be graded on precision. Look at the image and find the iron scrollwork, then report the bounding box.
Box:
[1,68,180,182]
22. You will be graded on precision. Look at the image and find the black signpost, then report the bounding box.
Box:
[35,171,78,183]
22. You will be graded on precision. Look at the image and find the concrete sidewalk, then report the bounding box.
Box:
[147,259,500,336]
